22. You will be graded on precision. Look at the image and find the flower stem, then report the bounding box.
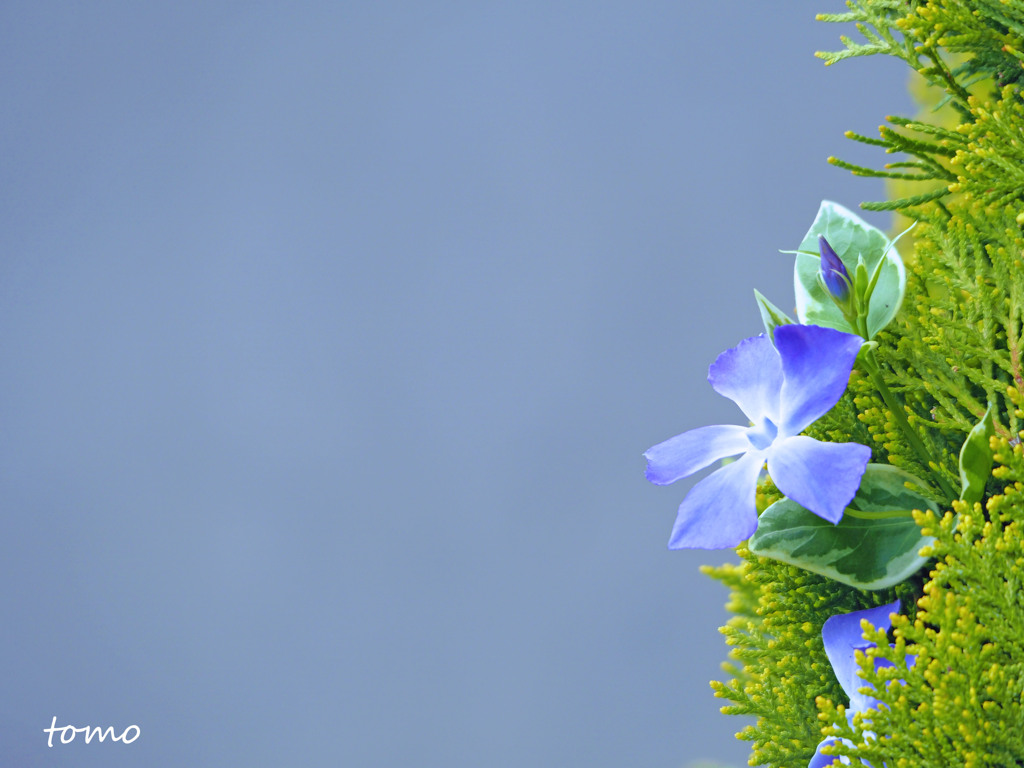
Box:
[860,350,958,502]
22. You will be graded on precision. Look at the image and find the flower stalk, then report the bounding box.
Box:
[858,349,957,502]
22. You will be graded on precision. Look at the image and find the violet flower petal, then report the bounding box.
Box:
[808,736,845,768]
[708,334,783,423]
[644,424,751,486]
[821,600,901,706]
[811,601,912,767]
[775,324,863,435]
[808,742,837,768]
[809,709,861,768]
[767,436,870,523]
[668,450,766,550]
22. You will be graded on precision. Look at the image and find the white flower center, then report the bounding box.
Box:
[746,417,778,451]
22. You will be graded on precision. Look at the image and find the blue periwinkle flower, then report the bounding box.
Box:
[810,600,913,768]
[819,235,851,301]
[644,324,871,549]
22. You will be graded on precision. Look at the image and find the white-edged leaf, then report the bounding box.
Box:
[749,463,936,589]
[793,200,906,338]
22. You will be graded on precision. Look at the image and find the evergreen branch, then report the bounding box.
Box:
[827,155,945,180]
[707,4,1024,765]
[842,129,891,147]
[860,187,950,210]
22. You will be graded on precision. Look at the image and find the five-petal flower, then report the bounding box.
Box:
[644,324,871,549]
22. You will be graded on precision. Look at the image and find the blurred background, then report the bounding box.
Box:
[0,2,913,766]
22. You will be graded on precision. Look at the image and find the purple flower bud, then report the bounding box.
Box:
[819,235,851,300]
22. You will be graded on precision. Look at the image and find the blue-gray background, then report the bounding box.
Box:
[0,3,912,766]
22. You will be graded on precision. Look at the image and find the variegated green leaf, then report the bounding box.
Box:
[792,200,906,339]
[749,463,936,590]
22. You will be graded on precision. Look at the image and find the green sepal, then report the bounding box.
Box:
[748,463,937,590]
[792,200,906,339]
[753,290,793,343]
[958,403,995,507]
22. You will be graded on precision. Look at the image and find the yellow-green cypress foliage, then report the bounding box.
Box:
[707,3,1024,765]
[815,429,1024,766]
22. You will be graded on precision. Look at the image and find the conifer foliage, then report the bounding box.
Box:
[705,2,1024,765]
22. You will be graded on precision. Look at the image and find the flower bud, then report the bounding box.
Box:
[819,235,851,300]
